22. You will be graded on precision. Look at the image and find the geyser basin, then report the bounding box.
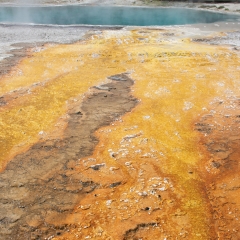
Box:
[0,6,239,26]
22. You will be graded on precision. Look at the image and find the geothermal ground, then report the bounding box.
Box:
[0,1,240,240]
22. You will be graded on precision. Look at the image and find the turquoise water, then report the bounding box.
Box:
[0,6,239,26]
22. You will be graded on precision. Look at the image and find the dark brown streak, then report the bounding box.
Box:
[0,73,138,240]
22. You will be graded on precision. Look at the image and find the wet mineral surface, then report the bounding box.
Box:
[0,26,240,240]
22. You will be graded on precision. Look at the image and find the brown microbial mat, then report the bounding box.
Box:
[0,28,240,240]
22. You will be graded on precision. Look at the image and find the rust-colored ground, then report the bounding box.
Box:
[0,29,240,240]
[196,98,240,240]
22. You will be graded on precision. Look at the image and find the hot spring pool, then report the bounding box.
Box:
[0,6,239,26]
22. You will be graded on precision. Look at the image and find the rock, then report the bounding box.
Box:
[109,182,121,188]
[108,75,127,81]
[80,205,91,210]
[90,163,105,171]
